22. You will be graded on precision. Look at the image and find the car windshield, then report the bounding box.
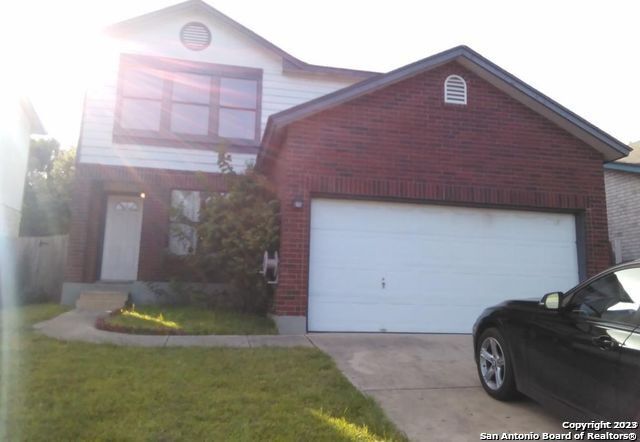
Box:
[607,268,640,312]
[565,267,640,324]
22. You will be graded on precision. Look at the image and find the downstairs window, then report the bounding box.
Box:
[169,190,202,255]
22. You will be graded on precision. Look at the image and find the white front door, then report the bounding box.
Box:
[100,195,144,281]
[308,199,580,333]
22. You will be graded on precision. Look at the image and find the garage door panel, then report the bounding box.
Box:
[308,300,484,333]
[312,230,576,272]
[308,199,579,333]
[309,267,383,294]
[311,199,575,241]
[310,231,389,268]
[311,271,570,308]
[312,239,576,285]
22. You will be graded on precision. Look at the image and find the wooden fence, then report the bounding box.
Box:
[14,234,68,302]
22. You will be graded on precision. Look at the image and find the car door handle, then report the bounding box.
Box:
[592,335,617,351]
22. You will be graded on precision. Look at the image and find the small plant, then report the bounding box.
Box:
[123,294,134,311]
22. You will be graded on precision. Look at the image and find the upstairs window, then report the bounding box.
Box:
[170,73,212,135]
[115,55,261,145]
[444,74,467,105]
[120,69,165,131]
[219,78,258,139]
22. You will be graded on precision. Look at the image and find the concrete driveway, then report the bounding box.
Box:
[308,333,562,442]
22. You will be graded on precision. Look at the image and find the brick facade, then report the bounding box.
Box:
[65,163,228,283]
[265,62,611,317]
[605,169,640,262]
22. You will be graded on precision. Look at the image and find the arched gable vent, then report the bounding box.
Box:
[444,75,467,105]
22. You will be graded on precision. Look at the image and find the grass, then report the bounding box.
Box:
[0,303,71,329]
[101,305,278,335]
[1,304,406,441]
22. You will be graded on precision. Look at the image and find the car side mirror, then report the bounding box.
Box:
[540,291,562,310]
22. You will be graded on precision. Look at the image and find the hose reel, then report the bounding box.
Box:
[260,251,279,285]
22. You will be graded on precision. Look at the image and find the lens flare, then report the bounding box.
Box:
[0,236,21,440]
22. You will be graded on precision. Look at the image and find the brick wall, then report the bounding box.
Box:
[65,164,228,282]
[605,169,640,262]
[266,61,611,317]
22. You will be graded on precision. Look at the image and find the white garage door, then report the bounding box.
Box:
[308,199,579,333]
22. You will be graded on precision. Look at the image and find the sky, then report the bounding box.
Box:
[2,0,639,148]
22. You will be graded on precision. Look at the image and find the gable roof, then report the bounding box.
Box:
[258,45,630,166]
[605,141,640,174]
[106,0,378,80]
[616,141,640,165]
[20,98,46,135]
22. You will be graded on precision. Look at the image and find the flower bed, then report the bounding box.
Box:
[95,305,278,335]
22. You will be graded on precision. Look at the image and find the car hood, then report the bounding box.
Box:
[481,298,539,315]
[473,298,541,335]
[501,298,539,307]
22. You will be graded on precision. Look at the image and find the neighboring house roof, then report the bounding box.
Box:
[259,45,630,165]
[616,141,640,165]
[106,0,378,80]
[605,141,640,174]
[20,98,46,135]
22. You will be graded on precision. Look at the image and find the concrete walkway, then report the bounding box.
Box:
[33,309,312,348]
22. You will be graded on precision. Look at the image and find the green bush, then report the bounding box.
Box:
[182,152,280,314]
[20,139,75,236]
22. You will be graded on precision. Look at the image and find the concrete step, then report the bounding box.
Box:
[76,291,128,312]
[92,282,134,292]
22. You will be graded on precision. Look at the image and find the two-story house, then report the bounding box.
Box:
[65,0,630,334]
[62,0,376,306]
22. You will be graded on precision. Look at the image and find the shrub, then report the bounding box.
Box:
[180,152,280,314]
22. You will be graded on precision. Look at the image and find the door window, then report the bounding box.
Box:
[115,201,139,211]
[568,267,640,326]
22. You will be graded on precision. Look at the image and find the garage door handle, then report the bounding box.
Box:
[592,335,617,350]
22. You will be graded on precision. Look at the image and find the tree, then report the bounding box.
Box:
[187,151,280,313]
[20,138,75,236]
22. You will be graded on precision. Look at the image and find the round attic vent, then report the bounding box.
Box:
[180,22,211,51]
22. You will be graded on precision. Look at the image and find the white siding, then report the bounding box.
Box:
[79,9,360,171]
[0,97,32,237]
[81,144,255,173]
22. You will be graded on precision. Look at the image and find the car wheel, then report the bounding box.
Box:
[476,328,518,401]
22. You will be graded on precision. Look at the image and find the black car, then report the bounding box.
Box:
[473,260,640,421]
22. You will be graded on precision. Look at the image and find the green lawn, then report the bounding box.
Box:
[0,304,406,441]
[0,303,71,328]
[101,305,278,335]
